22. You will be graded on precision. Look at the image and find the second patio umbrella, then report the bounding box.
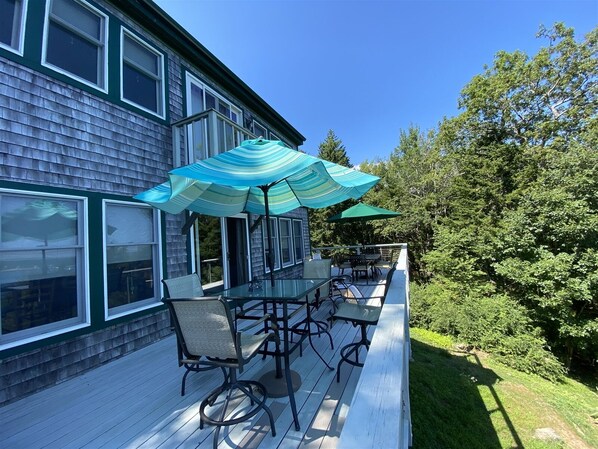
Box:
[327,202,400,223]
[134,138,380,286]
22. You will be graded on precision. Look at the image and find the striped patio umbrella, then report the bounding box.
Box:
[134,138,379,285]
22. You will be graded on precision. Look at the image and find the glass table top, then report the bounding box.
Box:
[219,278,328,301]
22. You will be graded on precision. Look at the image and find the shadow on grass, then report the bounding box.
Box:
[410,338,523,449]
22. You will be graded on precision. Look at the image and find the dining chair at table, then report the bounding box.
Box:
[290,258,335,370]
[332,265,396,382]
[162,273,224,396]
[163,296,279,449]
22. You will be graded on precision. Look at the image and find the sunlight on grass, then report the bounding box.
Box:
[409,327,597,449]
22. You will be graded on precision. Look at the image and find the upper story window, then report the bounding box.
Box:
[252,120,267,139]
[185,73,244,160]
[121,29,165,118]
[43,0,108,90]
[0,0,27,55]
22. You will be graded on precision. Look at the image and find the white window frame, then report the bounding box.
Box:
[279,217,293,267]
[102,200,163,320]
[184,72,243,161]
[252,120,267,139]
[269,132,281,142]
[293,219,304,264]
[262,217,280,273]
[0,188,90,351]
[120,28,165,118]
[42,0,108,92]
[0,0,27,55]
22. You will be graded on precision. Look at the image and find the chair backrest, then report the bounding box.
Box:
[303,258,332,301]
[162,273,204,298]
[164,296,239,362]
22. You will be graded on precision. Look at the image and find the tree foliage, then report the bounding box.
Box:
[308,130,357,249]
[310,24,597,377]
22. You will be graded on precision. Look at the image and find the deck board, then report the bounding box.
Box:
[0,275,387,449]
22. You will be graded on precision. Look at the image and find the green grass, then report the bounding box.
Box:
[410,327,598,449]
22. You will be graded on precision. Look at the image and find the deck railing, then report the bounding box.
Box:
[320,243,413,448]
[171,108,255,167]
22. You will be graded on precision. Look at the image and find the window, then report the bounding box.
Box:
[279,218,293,267]
[104,201,161,318]
[0,190,88,348]
[43,0,107,90]
[121,30,164,117]
[185,73,244,160]
[269,132,280,142]
[293,219,304,263]
[252,120,267,139]
[262,217,280,272]
[0,0,26,54]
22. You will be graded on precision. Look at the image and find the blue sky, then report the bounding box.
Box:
[153,0,596,165]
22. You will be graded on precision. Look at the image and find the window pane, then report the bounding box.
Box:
[205,92,216,110]
[293,220,304,262]
[106,204,152,244]
[280,219,291,265]
[1,249,79,334]
[47,21,100,84]
[0,0,22,49]
[194,215,224,288]
[52,0,101,40]
[106,245,155,308]
[124,36,158,75]
[1,197,79,248]
[123,63,158,112]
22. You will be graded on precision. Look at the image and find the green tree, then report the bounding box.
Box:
[424,23,597,373]
[361,126,454,279]
[308,130,356,249]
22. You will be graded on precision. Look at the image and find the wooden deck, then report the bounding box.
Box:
[0,276,387,449]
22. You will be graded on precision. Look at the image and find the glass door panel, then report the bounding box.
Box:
[193,215,224,290]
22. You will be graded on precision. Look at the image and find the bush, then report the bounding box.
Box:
[410,281,565,381]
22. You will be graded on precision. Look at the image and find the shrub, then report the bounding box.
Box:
[410,281,565,381]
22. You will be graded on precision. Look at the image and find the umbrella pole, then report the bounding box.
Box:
[261,186,275,287]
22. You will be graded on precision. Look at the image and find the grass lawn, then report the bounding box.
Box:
[409,327,598,449]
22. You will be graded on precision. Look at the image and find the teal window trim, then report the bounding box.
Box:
[0,0,170,125]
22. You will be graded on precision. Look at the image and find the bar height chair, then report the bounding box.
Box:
[162,273,225,396]
[163,296,279,449]
[332,265,396,382]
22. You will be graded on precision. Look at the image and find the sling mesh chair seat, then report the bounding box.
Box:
[162,273,224,396]
[163,296,279,449]
[332,265,395,382]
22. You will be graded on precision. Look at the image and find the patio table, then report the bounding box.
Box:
[219,277,329,431]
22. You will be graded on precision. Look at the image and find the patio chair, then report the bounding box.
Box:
[162,273,223,396]
[349,254,370,284]
[332,265,396,382]
[290,258,335,370]
[163,296,278,449]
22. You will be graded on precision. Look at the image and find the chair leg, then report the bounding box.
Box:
[200,369,276,443]
[336,324,370,382]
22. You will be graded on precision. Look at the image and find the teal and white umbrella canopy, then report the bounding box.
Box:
[134,139,380,285]
[135,139,379,217]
